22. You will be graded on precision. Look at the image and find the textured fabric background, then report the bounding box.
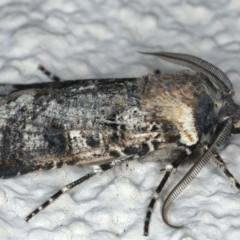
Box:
[0,1,240,239]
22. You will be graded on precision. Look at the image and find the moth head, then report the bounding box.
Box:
[139,51,239,135]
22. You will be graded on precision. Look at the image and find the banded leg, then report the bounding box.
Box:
[25,156,133,222]
[212,153,240,190]
[38,65,62,82]
[143,146,195,236]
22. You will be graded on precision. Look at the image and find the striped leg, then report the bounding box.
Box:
[38,65,62,82]
[143,147,194,236]
[212,153,240,190]
[25,157,132,222]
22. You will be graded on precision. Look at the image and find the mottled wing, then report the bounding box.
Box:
[0,77,168,177]
[0,71,218,178]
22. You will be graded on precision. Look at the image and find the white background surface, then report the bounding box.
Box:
[0,1,240,240]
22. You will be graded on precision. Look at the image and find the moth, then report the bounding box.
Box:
[0,52,240,236]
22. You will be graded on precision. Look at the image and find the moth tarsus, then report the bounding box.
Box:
[38,64,62,82]
[1,51,240,236]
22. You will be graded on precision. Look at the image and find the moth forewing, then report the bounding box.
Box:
[0,72,193,179]
[1,52,240,237]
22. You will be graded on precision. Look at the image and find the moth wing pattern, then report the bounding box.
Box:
[0,69,206,179]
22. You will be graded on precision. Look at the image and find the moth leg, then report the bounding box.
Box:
[143,147,193,236]
[25,156,133,222]
[38,65,62,82]
[212,153,240,190]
